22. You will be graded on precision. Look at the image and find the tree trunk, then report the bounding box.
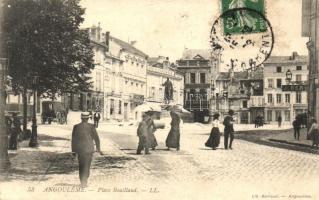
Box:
[23,87,27,132]
[0,0,10,171]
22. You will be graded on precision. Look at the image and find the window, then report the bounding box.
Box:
[267,94,273,103]
[296,66,302,70]
[190,73,196,83]
[110,99,115,115]
[125,80,128,85]
[268,79,273,88]
[267,110,272,121]
[276,66,282,73]
[276,79,282,88]
[243,101,247,108]
[131,82,133,86]
[296,74,302,82]
[200,73,206,84]
[276,94,282,103]
[285,110,290,121]
[118,100,122,114]
[296,92,302,103]
[285,94,290,103]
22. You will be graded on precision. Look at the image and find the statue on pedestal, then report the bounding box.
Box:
[162,78,173,104]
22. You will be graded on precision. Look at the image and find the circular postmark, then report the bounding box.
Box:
[210,7,274,71]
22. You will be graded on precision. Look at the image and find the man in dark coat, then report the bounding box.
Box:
[71,112,102,187]
[278,115,282,128]
[93,112,101,128]
[9,113,21,150]
[223,110,235,150]
[293,117,301,140]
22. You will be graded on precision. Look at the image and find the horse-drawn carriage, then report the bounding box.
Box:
[41,101,68,124]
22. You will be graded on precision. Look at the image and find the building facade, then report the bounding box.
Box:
[68,24,148,122]
[146,56,184,106]
[177,49,216,122]
[302,0,319,122]
[213,68,263,124]
[263,52,308,124]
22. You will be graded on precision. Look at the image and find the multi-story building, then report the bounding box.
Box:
[177,49,216,122]
[110,36,148,121]
[68,24,148,122]
[146,56,184,106]
[263,52,308,124]
[213,68,263,124]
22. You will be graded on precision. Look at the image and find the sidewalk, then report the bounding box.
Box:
[266,128,318,149]
[1,125,137,190]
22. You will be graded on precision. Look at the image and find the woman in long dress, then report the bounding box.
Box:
[308,118,319,147]
[166,111,181,151]
[205,113,221,150]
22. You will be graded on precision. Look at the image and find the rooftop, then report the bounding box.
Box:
[180,49,213,60]
[110,36,148,59]
[263,52,308,65]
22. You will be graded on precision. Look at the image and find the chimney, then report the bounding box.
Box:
[291,51,298,60]
[105,31,110,52]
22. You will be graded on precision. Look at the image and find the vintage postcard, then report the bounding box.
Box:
[0,0,318,200]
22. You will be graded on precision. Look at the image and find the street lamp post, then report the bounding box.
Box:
[29,74,39,147]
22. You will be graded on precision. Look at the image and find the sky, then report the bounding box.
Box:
[80,0,308,62]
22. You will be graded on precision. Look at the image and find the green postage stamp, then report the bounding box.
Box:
[221,0,266,34]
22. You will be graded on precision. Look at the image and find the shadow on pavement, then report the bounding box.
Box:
[38,134,70,141]
[92,156,136,169]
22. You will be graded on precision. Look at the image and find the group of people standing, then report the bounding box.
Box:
[7,113,22,150]
[136,110,181,155]
[205,110,236,150]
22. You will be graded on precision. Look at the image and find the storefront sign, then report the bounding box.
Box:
[282,85,306,91]
[131,94,144,103]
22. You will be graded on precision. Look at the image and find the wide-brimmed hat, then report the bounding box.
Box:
[228,109,235,115]
[213,113,220,119]
[81,112,91,119]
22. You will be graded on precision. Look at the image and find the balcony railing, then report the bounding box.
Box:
[249,96,265,107]
[184,100,209,111]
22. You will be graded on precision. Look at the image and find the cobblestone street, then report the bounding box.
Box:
[1,120,319,200]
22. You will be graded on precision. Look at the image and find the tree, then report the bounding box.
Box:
[2,0,94,130]
[4,0,94,96]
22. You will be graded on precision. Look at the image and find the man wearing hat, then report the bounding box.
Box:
[71,112,102,187]
[223,109,235,150]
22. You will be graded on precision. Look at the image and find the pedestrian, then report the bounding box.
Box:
[308,118,319,147]
[71,112,103,187]
[166,111,181,151]
[145,111,158,150]
[292,117,301,140]
[136,114,151,155]
[223,109,235,150]
[277,115,282,128]
[254,115,260,128]
[205,113,221,150]
[93,112,101,128]
[8,113,21,150]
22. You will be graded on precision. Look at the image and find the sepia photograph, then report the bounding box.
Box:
[0,0,318,199]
